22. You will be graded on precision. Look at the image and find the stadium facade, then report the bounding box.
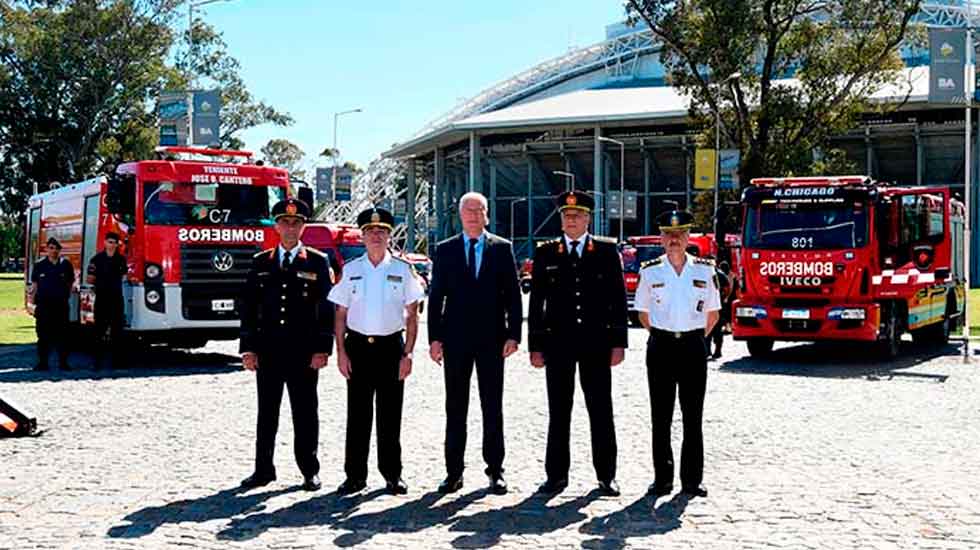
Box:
[327,2,980,261]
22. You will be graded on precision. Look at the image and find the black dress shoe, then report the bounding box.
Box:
[489,474,508,495]
[438,476,463,494]
[598,479,621,496]
[682,485,708,497]
[337,478,367,495]
[386,478,408,495]
[537,478,568,495]
[302,475,321,491]
[240,472,276,489]
[647,482,673,497]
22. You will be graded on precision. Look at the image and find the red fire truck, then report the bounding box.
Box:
[24,147,291,348]
[732,176,965,359]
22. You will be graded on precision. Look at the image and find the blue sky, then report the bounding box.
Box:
[200,1,625,174]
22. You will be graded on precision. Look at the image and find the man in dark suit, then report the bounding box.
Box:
[238,197,334,492]
[528,190,628,497]
[428,191,523,495]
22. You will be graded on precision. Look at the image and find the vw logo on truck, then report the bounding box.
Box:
[212,250,234,272]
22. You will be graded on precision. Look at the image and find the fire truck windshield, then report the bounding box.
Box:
[142,182,286,226]
[744,201,869,250]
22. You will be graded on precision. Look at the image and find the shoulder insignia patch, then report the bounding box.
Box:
[304,246,326,258]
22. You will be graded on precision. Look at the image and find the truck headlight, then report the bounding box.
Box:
[735,306,767,319]
[146,289,161,304]
[828,308,865,320]
[145,263,162,279]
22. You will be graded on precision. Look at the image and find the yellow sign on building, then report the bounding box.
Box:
[694,148,717,190]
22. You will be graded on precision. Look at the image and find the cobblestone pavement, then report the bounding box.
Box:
[2,320,979,549]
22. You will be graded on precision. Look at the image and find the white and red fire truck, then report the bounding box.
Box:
[732,176,965,359]
[24,147,291,348]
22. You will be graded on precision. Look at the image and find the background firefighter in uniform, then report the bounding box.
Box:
[238,198,333,492]
[86,232,127,370]
[330,207,424,496]
[528,190,628,497]
[635,209,721,499]
[30,237,74,371]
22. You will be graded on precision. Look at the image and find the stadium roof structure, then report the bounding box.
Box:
[383,66,930,159]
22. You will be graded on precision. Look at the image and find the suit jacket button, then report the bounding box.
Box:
[280,319,285,325]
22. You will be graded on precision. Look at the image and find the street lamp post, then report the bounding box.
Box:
[597,136,625,242]
[713,72,741,237]
[331,108,363,199]
[509,197,528,243]
[553,170,575,191]
[187,0,233,146]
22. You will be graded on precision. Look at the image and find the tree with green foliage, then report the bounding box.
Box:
[0,0,181,216]
[625,0,923,181]
[0,0,293,223]
[260,138,306,180]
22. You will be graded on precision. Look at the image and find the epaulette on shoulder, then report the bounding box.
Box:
[592,235,616,244]
[537,238,560,248]
[392,254,410,264]
[640,257,663,269]
[304,246,326,258]
[693,256,715,266]
[254,248,275,259]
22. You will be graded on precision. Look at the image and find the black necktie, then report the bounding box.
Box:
[468,238,477,279]
[282,250,292,270]
[569,240,580,260]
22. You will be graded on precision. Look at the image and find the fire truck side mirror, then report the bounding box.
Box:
[297,185,315,213]
[106,174,124,213]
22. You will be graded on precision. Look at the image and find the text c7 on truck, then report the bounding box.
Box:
[732,175,965,359]
[24,147,291,348]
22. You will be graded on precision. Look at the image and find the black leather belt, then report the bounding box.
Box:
[347,329,402,344]
[650,327,703,339]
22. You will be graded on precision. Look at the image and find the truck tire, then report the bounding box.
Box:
[912,293,954,346]
[746,338,774,358]
[877,306,900,360]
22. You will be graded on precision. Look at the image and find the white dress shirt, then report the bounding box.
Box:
[328,250,425,335]
[563,232,590,257]
[277,241,303,267]
[634,253,721,332]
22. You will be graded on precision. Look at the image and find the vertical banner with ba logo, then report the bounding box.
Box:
[929,29,967,104]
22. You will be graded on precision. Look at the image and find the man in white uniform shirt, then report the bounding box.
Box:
[634,209,720,499]
[329,207,425,496]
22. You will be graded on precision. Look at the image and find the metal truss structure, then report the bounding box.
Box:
[316,3,976,251]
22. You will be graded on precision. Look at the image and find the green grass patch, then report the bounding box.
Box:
[970,288,980,336]
[0,311,35,345]
[0,273,24,280]
[0,276,26,310]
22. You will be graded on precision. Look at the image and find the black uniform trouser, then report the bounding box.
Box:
[443,343,505,478]
[647,328,708,489]
[254,353,320,478]
[35,302,69,367]
[344,330,404,483]
[544,345,617,483]
[94,299,124,367]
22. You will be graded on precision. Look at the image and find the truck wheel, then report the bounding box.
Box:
[746,338,774,358]
[877,308,900,360]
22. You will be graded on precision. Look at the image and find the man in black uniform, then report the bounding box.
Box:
[30,238,75,371]
[86,232,128,370]
[528,191,629,497]
[239,198,333,492]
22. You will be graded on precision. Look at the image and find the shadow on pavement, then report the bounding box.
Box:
[217,489,448,546]
[106,485,293,538]
[0,347,240,383]
[445,490,603,549]
[718,340,957,381]
[578,492,690,550]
